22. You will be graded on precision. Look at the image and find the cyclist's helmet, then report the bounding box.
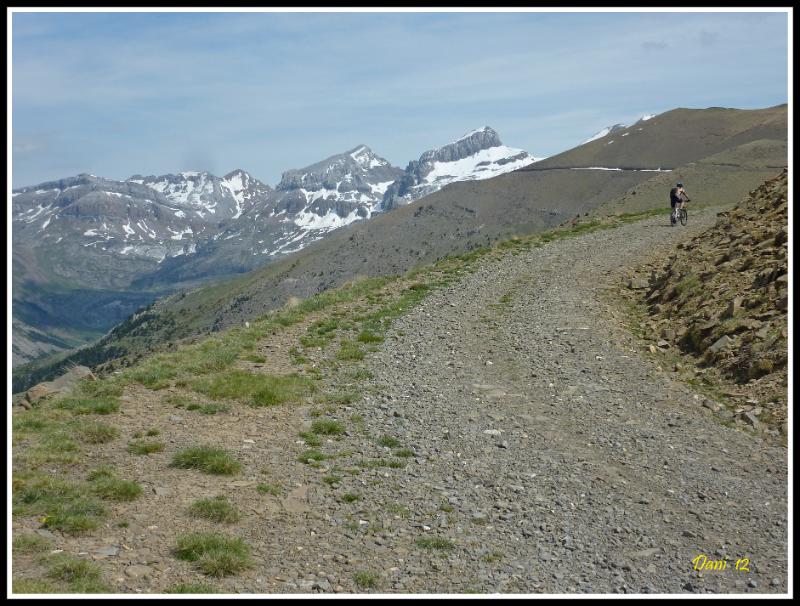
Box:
[676,182,684,187]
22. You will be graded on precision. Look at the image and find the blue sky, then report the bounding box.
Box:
[11,10,790,188]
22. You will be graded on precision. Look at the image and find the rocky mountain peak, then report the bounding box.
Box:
[420,126,503,165]
[382,126,537,210]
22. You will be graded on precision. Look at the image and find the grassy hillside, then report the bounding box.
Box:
[532,104,787,170]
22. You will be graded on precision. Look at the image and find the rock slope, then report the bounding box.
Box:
[624,169,788,434]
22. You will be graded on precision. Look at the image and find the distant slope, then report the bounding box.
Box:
[14,104,787,392]
[533,104,787,170]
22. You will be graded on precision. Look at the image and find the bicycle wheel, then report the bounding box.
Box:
[679,208,688,226]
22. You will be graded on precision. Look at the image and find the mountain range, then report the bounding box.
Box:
[12,127,539,367]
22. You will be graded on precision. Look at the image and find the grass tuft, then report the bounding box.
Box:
[377,435,400,448]
[256,483,282,496]
[46,554,109,592]
[12,533,53,554]
[311,419,345,436]
[55,396,119,415]
[416,536,455,550]
[89,474,142,502]
[297,450,329,465]
[127,440,165,455]
[193,371,314,407]
[74,422,119,444]
[174,532,252,577]
[187,496,241,523]
[171,446,242,475]
[353,570,381,589]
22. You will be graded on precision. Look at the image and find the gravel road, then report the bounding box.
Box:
[337,209,788,594]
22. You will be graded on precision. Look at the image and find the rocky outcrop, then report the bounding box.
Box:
[627,169,788,432]
[21,365,96,409]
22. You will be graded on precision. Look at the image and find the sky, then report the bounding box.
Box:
[10,9,790,188]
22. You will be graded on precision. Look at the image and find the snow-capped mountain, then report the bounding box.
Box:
[582,114,657,145]
[11,173,213,270]
[127,169,272,221]
[142,146,404,285]
[264,145,402,255]
[382,126,540,209]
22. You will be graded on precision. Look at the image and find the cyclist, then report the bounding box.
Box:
[670,182,690,225]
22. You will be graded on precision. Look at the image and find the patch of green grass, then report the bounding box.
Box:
[242,354,267,364]
[39,433,80,455]
[76,379,124,399]
[288,347,309,365]
[340,493,360,503]
[12,578,59,593]
[439,502,454,513]
[350,413,364,423]
[321,392,359,406]
[12,475,106,534]
[377,435,401,448]
[73,421,119,444]
[416,536,455,550]
[12,533,53,554]
[187,496,241,523]
[353,570,380,589]
[166,583,219,594]
[171,447,242,475]
[89,475,142,502]
[385,503,411,518]
[125,357,178,390]
[47,554,110,593]
[337,340,366,361]
[322,475,342,486]
[256,483,282,496]
[145,428,160,436]
[13,414,52,433]
[55,395,119,415]
[198,403,231,415]
[349,368,374,381]
[676,273,701,297]
[311,419,345,436]
[299,334,328,349]
[297,450,329,465]
[42,497,107,534]
[299,431,323,446]
[356,330,384,344]
[393,448,415,458]
[127,440,165,455]
[164,394,195,408]
[193,370,314,407]
[174,532,252,577]
[482,551,504,563]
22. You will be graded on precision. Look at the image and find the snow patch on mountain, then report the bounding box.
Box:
[382,126,539,210]
[583,113,659,144]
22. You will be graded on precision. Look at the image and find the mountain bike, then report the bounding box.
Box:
[672,199,689,226]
